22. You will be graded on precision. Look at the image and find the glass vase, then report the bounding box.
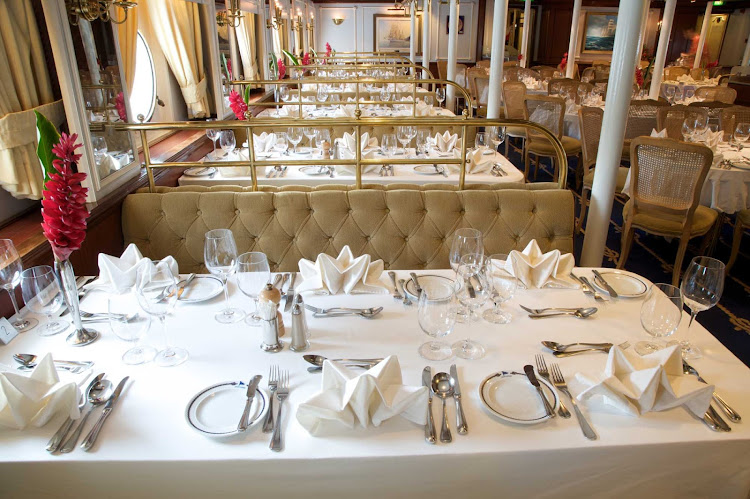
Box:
[55,259,99,346]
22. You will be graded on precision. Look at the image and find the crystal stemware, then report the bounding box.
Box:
[237,252,270,326]
[287,127,303,154]
[483,254,518,324]
[635,283,682,356]
[449,228,484,272]
[452,254,489,359]
[204,229,245,324]
[20,265,67,336]
[303,126,317,153]
[417,279,457,361]
[436,87,446,108]
[109,291,156,365]
[488,126,505,153]
[475,132,489,154]
[315,129,331,158]
[219,130,236,158]
[679,256,724,359]
[206,121,219,159]
[733,122,750,150]
[0,239,37,332]
[273,132,289,156]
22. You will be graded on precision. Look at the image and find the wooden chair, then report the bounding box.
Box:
[577,106,630,234]
[695,86,737,105]
[504,66,520,82]
[689,100,731,129]
[548,78,582,101]
[467,68,489,117]
[617,137,717,285]
[719,106,750,141]
[656,105,709,140]
[581,67,596,82]
[503,61,519,68]
[593,65,610,80]
[663,66,690,81]
[502,81,527,156]
[690,68,709,81]
[476,60,491,69]
[523,94,582,184]
[622,99,669,161]
[532,66,558,80]
[517,68,541,80]
[727,210,750,273]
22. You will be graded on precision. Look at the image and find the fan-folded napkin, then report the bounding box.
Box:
[84,243,179,294]
[296,356,428,436]
[297,246,388,295]
[650,128,668,138]
[335,133,380,175]
[252,132,276,153]
[0,354,80,430]
[434,131,459,153]
[572,345,713,417]
[503,240,577,289]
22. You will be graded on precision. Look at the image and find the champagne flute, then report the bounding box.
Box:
[204,229,245,324]
[109,291,156,365]
[635,283,682,356]
[452,254,490,359]
[219,130,236,158]
[483,254,518,324]
[20,265,67,336]
[0,239,37,331]
[287,127,303,154]
[679,256,724,359]
[436,87,446,108]
[417,279,458,361]
[236,252,270,326]
[135,261,188,367]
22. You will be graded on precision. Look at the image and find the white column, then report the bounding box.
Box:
[487,0,508,119]
[566,0,583,79]
[410,4,417,69]
[649,0,677,100]
[694,2,712,69]
[636,4,649,67]
[422,0,431,78]
[446,0,459,112]
[520,0,532,68]
[743,32,750,66]
[581,0,648,267]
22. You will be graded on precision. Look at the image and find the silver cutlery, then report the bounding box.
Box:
[270,370,289,452]
[705,404,732,432]
[449,364,468,434]
[592,270,618,298]
[524,365,555,418]
[47,373,100,453]
[303,354,383,368]
[60,376,114,453]
[272,274,283,288]
[683,360,740,423]
[81,376,129,451]
[423,367,436,444]
[578,276,607,302]
[387,271,403,300]
[13,353,93,371]
[535,355,570,418]
[543,340,630,357]
[79,311,135,323]
[280,166,288,177]
[303,304,383,318]
[284,273,297,312]
[410,273,423,295]
[398,279,412,305]
[238,375,263,432]
[528,308,598,319]
[279,273,290,298]
[172,273,196,299]
[520,305,590,314]
[262,366,278,433]
[550,364,597,440]
[431,372,453,443]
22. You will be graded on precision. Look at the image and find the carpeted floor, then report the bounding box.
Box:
[505,144,750,367]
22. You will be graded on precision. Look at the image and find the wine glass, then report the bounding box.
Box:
[665,86,676,104]
[91,136,108,164]
[733,123,750,150]
[20,265,67,336]
[449,228,484,272]
[682,119,696,142]
[0,239,37,331]
[273,132,289,156]
[206,121,219,159]
[135,261,188,367]
[109,291,156,365]
[279,85,290,103]
[204,229,245,324]
[417,279,457,361]
[680,256,725,360]
[316,84,329,113]
[635,283,683,356]
[424,95,434,108]
[236,252,270,326]
[416,129,430,156]
[436,87,446,108]
[684,87,695,100]
[303,126,317,153]
[315,129,331,158]
[396,126,413,156]
[380,85,391,112]
[475,132,489,154]
[577,85,588,104]
[219,130,236,158]
[287,127,303,154]
[452,254,490,359]
[489,126,505,152]
[483,254,518,324]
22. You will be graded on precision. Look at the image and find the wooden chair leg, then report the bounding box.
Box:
[505,138,509,157]
[533,154,539,181]
[673,236,691,287]
[577,188,590,234]
[523,148,530,182]
[617,221,634,270]
[726,217,745,273]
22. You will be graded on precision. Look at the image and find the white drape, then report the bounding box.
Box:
[116,7,138,93]
[142,0,209,118]
[272,26,283,60]
[236,13,259,81]
[0,0,65,200]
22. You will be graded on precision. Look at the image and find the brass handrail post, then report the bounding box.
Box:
[141,129,155,192]
[247,125,257,191]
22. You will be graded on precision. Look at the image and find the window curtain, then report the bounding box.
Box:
[116,7,138,94]
[142,0,209,118]
[236,13,259,81]
[272,25,283,60]
[0,0,65,200]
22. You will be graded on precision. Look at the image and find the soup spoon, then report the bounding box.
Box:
[59,378,114,453]
[431,372,454,443]
[528,308,597,319]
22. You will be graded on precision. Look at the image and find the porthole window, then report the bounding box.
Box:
[128,32,156,122]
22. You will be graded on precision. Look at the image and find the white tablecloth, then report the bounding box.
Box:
[1,269,749,498]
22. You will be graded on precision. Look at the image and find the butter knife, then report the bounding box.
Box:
[284,273,297,312]
[81,376,129,451]
[410,273,423,295]
[238,375,263,431]
[524,365,555,418]
[175,273,196,299]
[422,367,436,444]
[592,270,618,298]
[450,364,468,435]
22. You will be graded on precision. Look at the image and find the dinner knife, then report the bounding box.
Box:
[81,376,130,451]
[592,270,618,298]
[279,273,290,296]
[523,365,555,418]
[176,273,196,299]
[272,274,283,289]
[422,367,436,444]
[450,364,468,435]
[238,375,263,432]
[284,273,297,312]
[410,273,423,295]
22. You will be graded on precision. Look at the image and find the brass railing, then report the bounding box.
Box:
[279,63,436,80]
[118,117,567,191]
[309,51,413,64]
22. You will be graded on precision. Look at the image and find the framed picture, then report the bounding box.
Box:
[446,15,465,35]
[373,14,422,54]
[581,12,617,54]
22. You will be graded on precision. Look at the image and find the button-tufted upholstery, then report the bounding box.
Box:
[123,189,574,272]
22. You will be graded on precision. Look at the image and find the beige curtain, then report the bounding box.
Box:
[236,13,259,80]
[142,0,209,118]
[0,0,65,200]
[272,25,283,60]
[116,7,139,94]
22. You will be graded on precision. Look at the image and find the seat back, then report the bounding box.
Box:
[688,100,731,128]
[503,81,527,119]
[525,94,564,140]
[548,78,580,100]
[624,99,668,140]
[690,68,708,81]
[476,60,491,69]
[578,106,604,175]
[656,105,709,140]
[663,66,690,81]
[504,66,520,82]
[719,105,750,141]
[695,86,737,105]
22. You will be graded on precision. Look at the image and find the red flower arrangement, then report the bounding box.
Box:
[302,52,311,66]
[559,52,568,71]
[41,133,90,262]
[325,43,332,58]
[226,58,233,78]
[277,58,286,80]
[706,60,718,69]
[229,90,248,120]
[517,54,523,62]
[115,92,127,122]
[635,67,644,89]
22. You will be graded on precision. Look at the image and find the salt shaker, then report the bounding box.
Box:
[258,300,283,353]
[290,299,310,352]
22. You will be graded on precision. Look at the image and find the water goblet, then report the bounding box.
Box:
[417,280,458,361]
[665,86,676,104]
[475,132,490,154]
[303,126,317,153]
[0,239,37,331]
[482,254,518,324]
[416,128,430,156]
[682,119,696,143]
[436,87,446,108]
[237,252,270,326]
[449,228,484,272]
[109,291,156,365]
[452,254,490,359]
[204,229,245,324]
[273,132,289,156]
[287,127,303,154]
[20,265,67,336]
[489,126,505,152]
[680,256,724,359]
[635,283,682,356]
[219,130,236,158]
[733,122,750,150]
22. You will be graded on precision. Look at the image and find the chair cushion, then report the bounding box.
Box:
[527,136,582,156]
[583,167,630,190]
[623,200,718,237]
[505,126,527,138]
[738,209,750,226]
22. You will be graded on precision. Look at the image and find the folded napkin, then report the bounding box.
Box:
[218,150,252,177]
[0,354,79,430]
[296,246,389,295]
[335,133,380,175]
[296,356,428,436]
[434,131,458,153]
[650,128,668,138]
[582,95,605,108]
[715,145,750,168]
[573,345,713,418]
[565,101,579,115]
[97,154,119,178]
[463,148,497,174]
[503,240,577,289]
[695,129,723,150]
[253,132,276,153]
[85,243,179,294]
[414,100,437,117]
[278,106,300,118]
[334,104,357,118]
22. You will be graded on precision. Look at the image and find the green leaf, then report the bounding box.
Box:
[244,85,252,103]
[221,53,230,80]
[35,110,60,183]
[282,49,299,66]
[268,52,278,79]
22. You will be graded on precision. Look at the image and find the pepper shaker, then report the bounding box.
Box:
[290,301,310,352]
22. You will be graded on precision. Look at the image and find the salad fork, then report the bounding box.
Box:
[682,360,741,423]
[262,365,278,433]
[270,370,289,452]
[535,355,570,418]
[550,364,597,440]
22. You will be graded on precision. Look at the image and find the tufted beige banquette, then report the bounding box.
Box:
[122,187,574,273]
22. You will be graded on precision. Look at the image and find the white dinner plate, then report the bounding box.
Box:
[413,165,444,175]
[300,166,331,176]
[404,274,455,300]
[479,371,559,425]
[590,270,648,298]
[184,167,217,177]
[186,381,268,437]
[731,161,750,171]
[178,275,224,303]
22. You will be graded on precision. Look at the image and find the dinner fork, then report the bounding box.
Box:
[535,355,570,418]
[388,271,403,300]
[398,279,412,306]
[262,365,278,433]
[270,370,289,452]
[682,360,741,423]
[550,364,597,440]
[572,274,607,302]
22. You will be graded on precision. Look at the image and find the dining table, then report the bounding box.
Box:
[1,268,749,498]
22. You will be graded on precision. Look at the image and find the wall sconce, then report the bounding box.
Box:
[66,0,137,25]
[306,16,315,32]
[216,0,243,28]
[266,2,283,30]
[332,17,345,25]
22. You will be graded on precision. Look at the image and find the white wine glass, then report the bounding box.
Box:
[204,229,245,324]
[303,126,317,153]
[109,291,156,365]
[219,130,236,158]
[680,256,724,360]
[436,87,446,108]
[396,126,411,156]
[287,127,303,154]
[483,254,518,324]
[206,119,219,159]
[635,283,682,356]
[273,132,289,156]
[237,252,270,326]
[452,254,490,359]
[489,126,505,152]
[0,239,37,332]
[20,265,66,336]
[417,280,457,361]
[733,122,750,150]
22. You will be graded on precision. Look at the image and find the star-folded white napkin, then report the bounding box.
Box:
[296,356,428,436]
[503,240,577,289]
[252,132,276,153]
[572,345,713,418]
[335,133,380,175]
[434,131,458,153]
[0,354,79,430]
[650,128,668,138]
[415,100,435,117]
[85,243,179,294]
[296,246,389,295]
[463,148,497,174]
[334,104,357,118]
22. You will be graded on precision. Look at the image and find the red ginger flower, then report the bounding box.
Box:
[325,42,332,57]
[229,90,248,120]
[115,92,127,122]
[302,52,311,66]
[560,52,568,71]
[41,133,90,261]
[277,58,286,80]
[635,67,644,88]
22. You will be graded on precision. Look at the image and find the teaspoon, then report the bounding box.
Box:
[59,378,114,453]
[431,372,454,443]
